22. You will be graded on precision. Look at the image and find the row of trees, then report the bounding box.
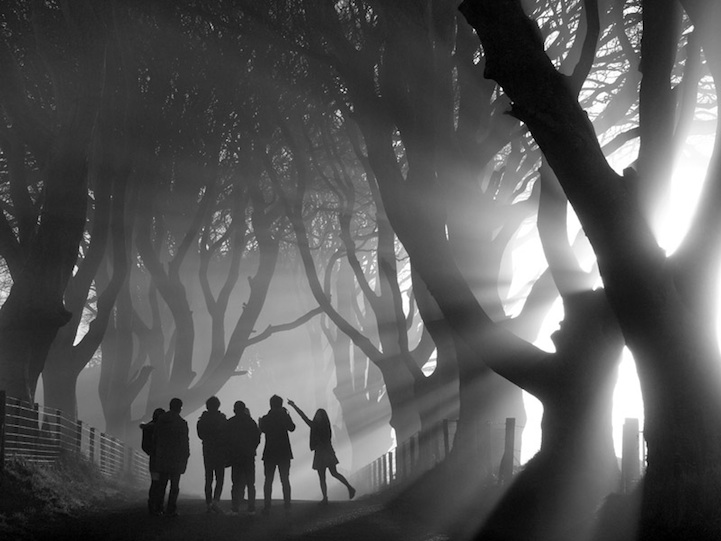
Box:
[1,0,720,538]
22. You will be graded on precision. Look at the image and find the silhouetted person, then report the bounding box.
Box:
[197,395,227,513]
[140,407,165,515]
[154,397,189,517]
[259,395,295,514]
[287,400,355,504]
[226,400,261,514]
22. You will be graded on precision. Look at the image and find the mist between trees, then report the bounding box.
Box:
[0,1,720,539]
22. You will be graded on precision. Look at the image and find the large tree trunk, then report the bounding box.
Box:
[477,291,622,541]
[459,1,721,538]
[0,143,91,402]
[43,343,83,419]
[0,0,106,404]
[331,261,393,469]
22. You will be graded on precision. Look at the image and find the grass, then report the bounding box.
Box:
[0,451,143,540]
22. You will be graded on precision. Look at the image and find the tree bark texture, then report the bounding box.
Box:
[459,1,721,538]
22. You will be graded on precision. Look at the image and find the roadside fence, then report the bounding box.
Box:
[352,417,523,494]
[353,416,645,496]
[0,390,149,485]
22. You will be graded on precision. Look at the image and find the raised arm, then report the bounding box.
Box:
[287,400,312,428]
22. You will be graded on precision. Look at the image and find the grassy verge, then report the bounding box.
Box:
[0,452,144,539]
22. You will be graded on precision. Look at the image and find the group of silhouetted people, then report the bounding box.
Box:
[139,394,355,517]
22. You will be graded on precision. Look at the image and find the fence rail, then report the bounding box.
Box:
[352,416,646,496]
[0,390,149,484]
[352,418,524,494]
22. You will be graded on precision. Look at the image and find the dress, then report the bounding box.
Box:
[309,419,339,470]
[312,440,339,470]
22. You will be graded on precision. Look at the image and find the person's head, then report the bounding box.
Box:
[269,395,283,409]
[234,400,246,415]
[313,408,330,428]
[152,408,165,422]
[206,396,220,412]
[314,408,330,425]
[169,397,183,413]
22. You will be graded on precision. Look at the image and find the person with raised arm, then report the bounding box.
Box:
[287,400,355,505]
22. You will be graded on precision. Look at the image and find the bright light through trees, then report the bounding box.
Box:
[519,132,716,464]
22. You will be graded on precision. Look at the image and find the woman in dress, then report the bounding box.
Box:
[287,400,356,504]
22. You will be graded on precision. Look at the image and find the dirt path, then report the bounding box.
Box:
[27,496,448,541]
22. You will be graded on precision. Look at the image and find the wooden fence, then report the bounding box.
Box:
[352,418,523,494]
[352,416,646,496]
[0,390,149,484]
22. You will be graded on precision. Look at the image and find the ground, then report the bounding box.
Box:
[30,497,448,541]
[0,455,449,541]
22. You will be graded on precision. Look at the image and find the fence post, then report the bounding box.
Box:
[0,390,6,481]
[409,434,417,475]
[442,419,451,459]
[369,459,374,491]
[622,418,640,493]
[89,427,96,463]
[389,449,395,484]
[499,417,515,484]
[397,441,405,481]
[126,444,133,479]
[382,452,387,486]
[55,409,63,453]
[99,433,105,473]
[75,420,83,454]
[375,458,381,490]
[33,403,41,453]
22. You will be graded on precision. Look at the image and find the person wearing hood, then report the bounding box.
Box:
[140,407,165,515]
[197,395,228,513]
[153,398,190,517]
[259,395,295,515]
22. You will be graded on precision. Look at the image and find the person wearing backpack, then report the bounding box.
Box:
[140,407,165,515]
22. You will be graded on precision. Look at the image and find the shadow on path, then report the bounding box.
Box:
[28,497,449,541]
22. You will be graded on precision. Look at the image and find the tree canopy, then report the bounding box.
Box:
[1,0,720,538]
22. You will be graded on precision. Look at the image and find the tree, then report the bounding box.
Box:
[459,0,721,538]
[42,3,139,419]
[0,1,108,403]
[91,3,322,437]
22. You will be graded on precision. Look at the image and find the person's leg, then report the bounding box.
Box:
[278,459,291,509]
[213,463,225,504]
[203,453,213,507]
[263,461,276,512]
[328,465,356,499]
[245,457,256,512]
[148,477,155,513]
[167,473,181,515]
[318,468,328,503]
[231,464,240,512]
[151,472,165,513]
[149,472,163,514]
[157,472,170,513]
